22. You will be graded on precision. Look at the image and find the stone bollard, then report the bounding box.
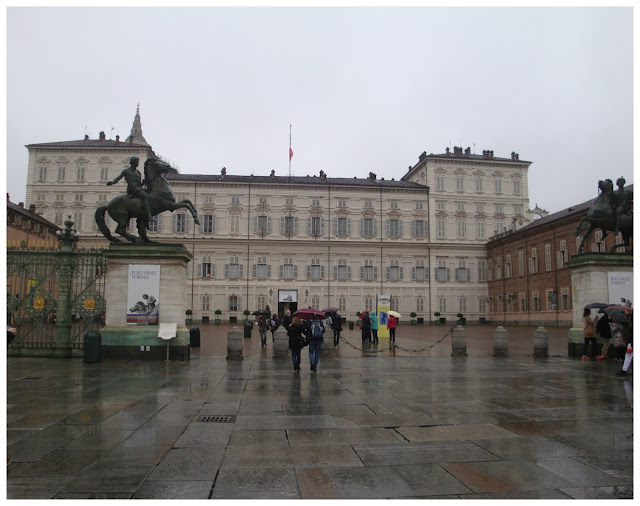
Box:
[451,325,467,357]
[273,327,289,358]
[533,326,549,358]
[226,326,243,361]
[493,326,509,357]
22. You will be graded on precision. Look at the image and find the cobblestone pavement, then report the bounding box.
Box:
[6,324,633,499]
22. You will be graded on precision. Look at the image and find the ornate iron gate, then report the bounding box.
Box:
[7,218,107,357]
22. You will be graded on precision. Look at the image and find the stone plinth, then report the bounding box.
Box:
[567,253,633,357]
[101,243,193,361]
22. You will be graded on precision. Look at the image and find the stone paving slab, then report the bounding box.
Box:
[6,331,634,499]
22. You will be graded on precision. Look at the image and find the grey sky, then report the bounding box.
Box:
[6,6,634,213]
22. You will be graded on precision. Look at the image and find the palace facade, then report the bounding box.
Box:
[24,107,540,323]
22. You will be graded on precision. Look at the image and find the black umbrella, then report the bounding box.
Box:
[584,302,609,310]
[252,310,269,316]
[604,307,631,324]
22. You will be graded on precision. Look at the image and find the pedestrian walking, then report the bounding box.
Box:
[595,312,612,359]
[612,319,628,363]
[387,314,398,342]
[370,311,379,343]
[282,309,293,332]
[258,314,268,347]
[582,308,596,359]
[332,311,343,347]
[308,315,325,372]
[287,316,308,371]
[361,310,371,343]
[269,313,281,343]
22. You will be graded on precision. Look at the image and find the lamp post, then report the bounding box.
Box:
[305,289,309,305]
[269,289,273,304]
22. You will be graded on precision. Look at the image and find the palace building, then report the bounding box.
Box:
[24,107,541,323]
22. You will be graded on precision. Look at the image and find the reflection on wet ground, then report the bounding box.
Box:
[7,325,633,498]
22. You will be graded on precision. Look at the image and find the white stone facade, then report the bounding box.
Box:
[24,112,534,323]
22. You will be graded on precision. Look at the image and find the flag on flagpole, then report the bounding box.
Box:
[289,124,293,160]
[289,147,293,160]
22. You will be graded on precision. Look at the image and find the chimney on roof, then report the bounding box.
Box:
[18,202,24,208]
[445,147,450,154]
[464,147,471,155]
[84,134,89,140]
[6,193,9,202]
[368,172,377,181]
[99,131,106,140]
[115,135,120,142]
[319,170,327,180]
[29,204,36,213]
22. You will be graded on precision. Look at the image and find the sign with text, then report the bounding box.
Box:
[278,290,298,303]
[607,271,633,305]
[377,294,391,339]
[127,265,160,325]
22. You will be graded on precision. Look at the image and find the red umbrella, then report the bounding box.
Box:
[293,308,326,320]
[322,307,339,313]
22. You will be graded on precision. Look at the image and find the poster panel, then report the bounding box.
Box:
[278,290,298,303]
[607,271,633,305]
[127,265,160,325]
[377,294,391,338]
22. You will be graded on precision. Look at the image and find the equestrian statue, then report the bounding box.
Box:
[575,177,633,254]
[95,156,199,243]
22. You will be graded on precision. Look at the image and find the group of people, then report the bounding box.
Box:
[358,310,398,343]
[582,307,633,376]
[256,309,344,372]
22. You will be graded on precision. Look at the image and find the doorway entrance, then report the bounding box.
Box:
[277,289,299,317]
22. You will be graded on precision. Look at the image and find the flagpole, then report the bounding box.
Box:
[289,124,292,177]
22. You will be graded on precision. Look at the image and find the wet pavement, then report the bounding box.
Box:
[6,324,634,499]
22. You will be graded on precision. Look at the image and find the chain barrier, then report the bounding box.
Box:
[338,324,456,354]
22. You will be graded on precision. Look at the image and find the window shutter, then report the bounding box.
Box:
[320,218,325,236]
[254,216,258,234]
[360,219,364,237]
[347,266,352,279]
[307,217,312,235]
[373,266,378,279]
[399,267,403,280]
[185,214,190,233]
[293,218,298,235]
[386,266,390,280]
[466,268,470,281]
[197,264,202,277]
[346,219,351,236]
[293,265,298,279]
[386,220,390,237]
[334,218,338,236]
[333,266,338,279]
[224,264,229,278]
[267,216,272,234]
[281,217,285,234]
[212,265,216,278]
[279,265,284,278]
[373,218,377,235]
[412,267,416,280]
[307,265,311,279]
[398,220,403,237]
[252,264,257,278]
[239,264,243,277]
[320,266,325,278]
[267,265,271,278]
[360,266,364,280]
[447,268,450,281]
[172,214,177,233]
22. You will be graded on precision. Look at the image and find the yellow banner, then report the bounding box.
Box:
[377,295,391,338]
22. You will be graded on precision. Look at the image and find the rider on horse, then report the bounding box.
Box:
[612,177,633,236]
[107,156,153,223]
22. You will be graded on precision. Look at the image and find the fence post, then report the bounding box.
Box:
[226,326,243,360]
[273,327,289,358]
[533,326,549,358]
[52,217,78,357]
[451,325,467,357]
[493,326,509,357]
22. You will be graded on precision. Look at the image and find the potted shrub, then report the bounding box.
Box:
[243,309,251,323]
[214,309,222,324]
[434,311,441,325]
[410,312,417,325]
[185,309,192,325]
[457,312,466,325]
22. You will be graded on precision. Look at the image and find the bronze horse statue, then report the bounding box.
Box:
[95,158,199,243]
[575,179,632,253]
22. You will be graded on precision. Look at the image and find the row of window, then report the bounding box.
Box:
[219,294,403,313]
[491,288,571,313]
[37,166,87,182]
[435,175,521,195]
[436,201,524,215]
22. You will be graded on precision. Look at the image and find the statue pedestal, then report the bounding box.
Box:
[567,253,633,357]
[101,243,193,360]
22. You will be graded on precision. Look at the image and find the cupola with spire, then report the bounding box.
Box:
[125,104,149,145]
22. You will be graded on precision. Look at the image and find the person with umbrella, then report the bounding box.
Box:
[387,312,399,342]
[307,314,325,372]
[582,308,597,359]
[258,313,269,347]
[287,316,308,372]
[269,313,281,344]
[595,312,612,360]
[331,311,343,348]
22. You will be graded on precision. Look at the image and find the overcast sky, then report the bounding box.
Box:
[5,6,634,213]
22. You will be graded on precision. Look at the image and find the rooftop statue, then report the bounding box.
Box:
[95,157,199,243]
[576,178,632,254]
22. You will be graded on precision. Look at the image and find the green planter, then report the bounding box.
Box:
[411,320,417,325]
[214,318,221,325]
